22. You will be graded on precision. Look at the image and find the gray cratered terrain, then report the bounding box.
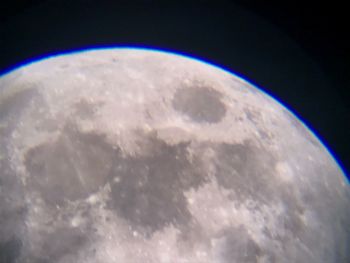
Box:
[0,48,349,263]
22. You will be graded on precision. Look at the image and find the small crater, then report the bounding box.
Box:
[258,129,272,140]
[245,108,260,125]
[108,131,207,235]
[74,99,102,119]
[172,86,227,123]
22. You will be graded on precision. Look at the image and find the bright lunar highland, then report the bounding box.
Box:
[0,48,349,263]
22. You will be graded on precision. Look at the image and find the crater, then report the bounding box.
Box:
[74,99,102,119]
[244,108,260,125]
[107,131,208,235]
[172,86,226,123]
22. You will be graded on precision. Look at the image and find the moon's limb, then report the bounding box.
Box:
[0,48,349,263]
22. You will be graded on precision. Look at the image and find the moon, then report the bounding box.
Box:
[0,48,349,263]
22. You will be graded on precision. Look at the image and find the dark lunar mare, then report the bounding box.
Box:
[20,120,350,262]
[23,125,209,236]
[0,51,349,263]
[107,132,208,235]
[172,86,227,123]
[27,227,88,263]
[216,226,262,263]
[0,237,22,263]
[24,124,115,206]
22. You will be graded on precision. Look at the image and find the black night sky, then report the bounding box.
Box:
[0,0,349,178]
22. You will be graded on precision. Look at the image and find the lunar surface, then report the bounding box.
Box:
[0,48,349,263]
